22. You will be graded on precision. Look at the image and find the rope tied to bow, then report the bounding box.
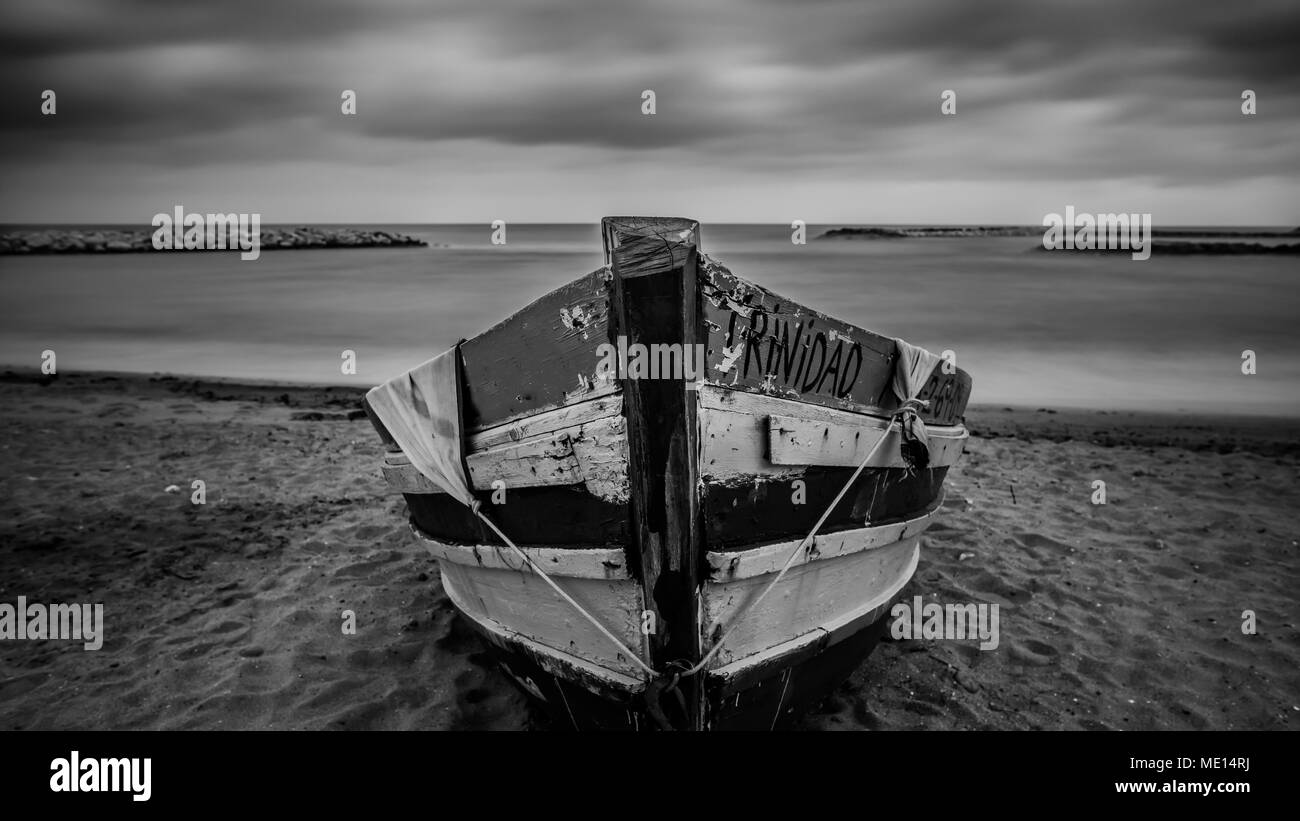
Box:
[895,396,933,475]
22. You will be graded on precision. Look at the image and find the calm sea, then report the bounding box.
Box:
[0,224,1295,415]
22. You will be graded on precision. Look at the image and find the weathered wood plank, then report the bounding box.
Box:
[381,414,630,502]
[467,394,622,451]
[705,503,938,580]
[403,488,629,548]
[698,384,966,483]
[602,216,700,269]
[915,366,973,426]
[411,526,631,579]
[702,465,948,550]
[569,415,631,503]
[769,414,888,467]
[608,224,707,728]
[704,579,906,699]
[467,433,582,488]
[696,254,971,425]
[439,561,648,678]
[698,255,895,411]
[767,413,968,468]
[461,612,645,701]
[459,267,616,432]
[700,536,919,668]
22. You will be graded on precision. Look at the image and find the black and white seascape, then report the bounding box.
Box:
[0,1,1296,738]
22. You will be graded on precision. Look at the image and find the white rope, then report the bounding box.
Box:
[470,505,658,678]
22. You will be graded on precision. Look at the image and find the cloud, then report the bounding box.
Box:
[0,0,1296,221]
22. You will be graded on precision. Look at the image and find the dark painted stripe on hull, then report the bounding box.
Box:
[403,489,629,548]
[703,466,949,550]
[398,466,947,551]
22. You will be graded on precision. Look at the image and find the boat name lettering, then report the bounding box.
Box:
[723,302,863,399]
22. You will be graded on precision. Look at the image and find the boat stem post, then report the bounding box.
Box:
[606,218,706,729]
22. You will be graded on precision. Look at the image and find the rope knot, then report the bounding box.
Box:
[893,396,930,421]
[893,397,932,475]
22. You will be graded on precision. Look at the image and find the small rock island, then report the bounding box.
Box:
[0,226,428,255]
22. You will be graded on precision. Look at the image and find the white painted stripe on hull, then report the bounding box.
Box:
[439,558,649,678]
[701,535,920,669]
[410,524,631,579]
[705,541,919,688]
[420,526,925,700]
[447,596,646,696]
[699,383,963,430]
[705,501,939,580]
[768,414,967,468]
[467,394,623,450]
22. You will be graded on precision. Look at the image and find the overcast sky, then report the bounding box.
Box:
[1,0,1296,224]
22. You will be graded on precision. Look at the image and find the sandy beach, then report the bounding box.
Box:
[1,370,1296,731]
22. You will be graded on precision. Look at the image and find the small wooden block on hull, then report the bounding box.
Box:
[379,396,630,503]
[767,413,967,468]
[699,384,967,483]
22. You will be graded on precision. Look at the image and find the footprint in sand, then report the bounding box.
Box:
[0,672,51,700]
[332,555,402,579]
[1150,563,1188,580]
[434,614,484,655]
[962,568,1034,604]
[1013,531,1074,552]
[1009,639,1060,666]
[175,641,220,661]
[448,668,526,730]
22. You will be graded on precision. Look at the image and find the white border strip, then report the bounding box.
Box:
[705,501,939,580]
[410,524,632,580]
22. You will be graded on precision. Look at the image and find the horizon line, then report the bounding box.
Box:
[2,220,1295,228]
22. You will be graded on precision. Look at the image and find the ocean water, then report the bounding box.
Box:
[0,224,1296,415]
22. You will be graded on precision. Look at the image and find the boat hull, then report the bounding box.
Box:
[463,593,898,730]
[425,524,922,730]
[363,216,972,730]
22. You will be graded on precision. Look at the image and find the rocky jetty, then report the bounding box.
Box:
[820,226,1300,241]
[1034,241,1300,255]
[0,226,428,255]
[819,226,1041,239]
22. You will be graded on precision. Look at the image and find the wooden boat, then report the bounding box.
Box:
[363,217,972,730]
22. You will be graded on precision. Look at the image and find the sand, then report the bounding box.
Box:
[1,371,1297,730]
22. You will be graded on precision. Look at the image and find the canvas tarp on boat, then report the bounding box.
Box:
[891,338,942,407]
[365,346,476,508]
[891,338,943,466]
